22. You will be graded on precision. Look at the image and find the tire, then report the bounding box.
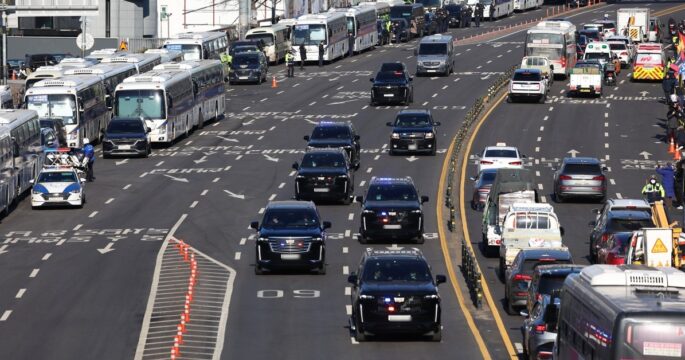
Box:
[499,257,506,280]
[431,328,442,342]
[539,93,546,104]
[555,192,564,203]
[355,326,367,342]
[415,234,425,244]
[506,296,517,315]
[430,146,436,156]
[255,264,265,275]
[358,232,369,244]
[589,240,596,264]
[317,265,326,275]
[343,195,352,205]
[506,95,513,103]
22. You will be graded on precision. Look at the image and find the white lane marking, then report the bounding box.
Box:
[515,342,524,354]
[243,106,250,111]
[604,112,609,118]
[486,60,492,64]
[432,93,438,98]
[539,126,544,131]
[42,253,51,261]
[616,193,623,199]
[605,155,610,160]
[105,198,114,204]
[343,246,349,254]
[155,161,164,167]
[277,90,284,95]
[337,86,344,90]
[234,252,241,260]
[559,89,564,94]
[548,106,554,112]
[374,155,380,160]
[123,184,131,190]
[362,105,368,109]
[269,126,276,131]
[345,287,351,296]
[351,337,359,345]
[345,230,351,238]
[88,211,98,218]
[422,101,429,106]
[322,94,329,99]
[360,180,366,187]
[236,155,243,160]
[604,132,609,137]
[535,147,540,152]
[537,137,542,142]
[240,238,246,245]
[476,65,482,69]
[278,182,286,189]
[29,269,39,278]
[186,141,193,145]
[258,207,265,214]
[213,177,220,183]
[538,183,544,190]
[535,171,540,177]
[382,144,388,149]
[366,167,372,173]
[139,172,148,178]
[604,122,609,127]
[442,85,448,90]
[343,266,350,275]
[606,103,611,108]
[260,98,268,103]
[540,195,547,203]
[289,171,296,177]
[607,166,612,172]
[543,115,549,121]
[201,190,208,196]
[605,143,609,148]
[610,179,616,185]
[454,77,460,82]
[269,194,277,201]
[257,135,264,140]
[293,83,300,87]
[15,289,26,299]
[190,201,199,208]
[73,224,83,231]
[0,310,11,321]
[348,213,354,221]
[309,101,317,106]
[346,305,353,315]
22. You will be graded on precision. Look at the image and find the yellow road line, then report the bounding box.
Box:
[437,114,492,360]
[457,92,519,359]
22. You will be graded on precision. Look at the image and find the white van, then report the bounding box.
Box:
[583,41,612,67]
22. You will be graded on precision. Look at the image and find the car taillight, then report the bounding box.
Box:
[535,324,547,334]
[387,305,396,313]
[509,161,522,166]
[480,160,493,165]
[561,56,566,68]
[514,274,532,281]
[559,175,572,180]
[608,253,625,265]
[592,175,605,181]
[537,351,553,359]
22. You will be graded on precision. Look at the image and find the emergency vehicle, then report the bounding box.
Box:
[31,149,87,209]
[632,42,664,81]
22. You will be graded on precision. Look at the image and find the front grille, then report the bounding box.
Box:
[423,62,440,66]
[42,193,67,200]
[268,237,312,253]
[374,295,426,314]
[112,139,139,145]
[399,132,426,140]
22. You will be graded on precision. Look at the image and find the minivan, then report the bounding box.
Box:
[102,117,151,158]
[415,34,454,76]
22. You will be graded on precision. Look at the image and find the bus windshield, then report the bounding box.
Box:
[115,90,166,120]
[390,7,412,20]
[618,317,685,359]
[346,17,355,34]
[292,24,327,46]
[164,44,202,61]
[245,33,274,46]
[525,46,564,60]
[26,94,77,125]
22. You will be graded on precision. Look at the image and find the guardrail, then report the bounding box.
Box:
[444,65,517,308]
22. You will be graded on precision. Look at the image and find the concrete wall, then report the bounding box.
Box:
[7,36,119,59]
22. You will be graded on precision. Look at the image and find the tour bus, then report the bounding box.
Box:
[114,70,195,144]
[513,0,543,12]
[63,63,138,111]
[292,12,349,63]
[101,53,162,74]
[25,66,68,90]
[153,60,226,127]
[525,21,577,78]
[0,110,42,215]
[557,265,685,360]
[358,1,390,18]
[467,0,513,20]
[390,2,425,38]
[144,48,184,63]
[25,75,108,148]
[246,23,290,64]
[330,5,378,53]
[86,48,119,62]
[0,86,12,109]
[163,32,229,61]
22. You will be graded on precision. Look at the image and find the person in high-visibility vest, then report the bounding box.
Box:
[642,175,666,204]
[220,52,232,67]
[285,50,295,78]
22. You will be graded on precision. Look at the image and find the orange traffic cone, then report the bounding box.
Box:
[669,137,676,153]
[271,76,278,88]
[675,149,682,161]
[10,70,16,80]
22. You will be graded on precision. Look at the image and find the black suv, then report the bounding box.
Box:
[370,63,414,106]
[348,248,446,341]
[387,109,440,155]
[356,177,428,244]
[229,51,268,84]
[250,201,330,274]
[102,118,152,158]
[292,148,354,204]
[304,121,361,169]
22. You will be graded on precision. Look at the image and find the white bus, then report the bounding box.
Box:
[292,12,349,63]
[246,24,290,64]
[144,48,184,63]
[114,70,195,144]
[163,32,229,61]
[101,53,163,74]
[525,21,577,78]
[86,48,119,62]
[513,0,542,12]
[0,110,42,215]
[64,63,138,111]
[468,0,513,20]
[358,1,390,18]
[557,265,685,360]
[25,76,108,148]
[154,60,226,127]
[59,57,98,68]
[25,66,68,90]
[331,5,378,53]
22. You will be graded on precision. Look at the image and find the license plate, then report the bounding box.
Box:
[281,254,301,260]
[313,188,330,193]
[580,89,591,93]
[383,94,394,97]
[118,145,131,150]
[239,76,248,80]
[383,224,402,229]
[408,144,417,150]
[388,315,412,322]
[427,70,436,73]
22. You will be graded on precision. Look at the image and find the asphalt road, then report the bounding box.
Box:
[0,2,680,360]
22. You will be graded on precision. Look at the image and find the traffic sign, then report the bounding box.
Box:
[76,33,94,51]
[651,238,668,253]
[119,40,128,51]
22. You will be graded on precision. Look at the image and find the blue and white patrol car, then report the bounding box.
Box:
[31,166,86,208]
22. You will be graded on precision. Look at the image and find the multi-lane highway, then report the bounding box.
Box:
[1,2,685,360]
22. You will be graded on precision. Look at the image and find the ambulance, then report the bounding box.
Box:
[632,42,664,81]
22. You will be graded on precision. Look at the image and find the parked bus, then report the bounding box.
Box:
[64,63,138,112]
[331,5,378,53]
[467,0,513,20]
[25,66,68,90]
[86,48,119,62]
[144,48,184,63]
[0,110,42,215]
[163,32,229,61]
[114,70,195,144]
[292,12,349,63]
[25,76,108,148]
[246,24,290,64]
[525,21,577,78]
[513,0,543,12]
[390,2,425,38]
[358,1,390,18]
[101,53,162,74]
[557,265,685,360]
[154,60,226,127]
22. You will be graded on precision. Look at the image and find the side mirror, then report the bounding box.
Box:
[146,127,152,134]
[347,273,358,285]
[409,76,414,81]
[421,195,429,204]
[303,135,310,141]
[469,176,476,181]
[100,128,106,134]
[519,310,529,317]
[602,166,608,171]
[386,121,393,126]
[292,162,299,170]
[250,221,259,230]
[355,195,364,203]
[435,274,446,285]
[521,154,527,159]
[369,78,374,82]
[549,64,554,70]
[105,95,112,109]
[434,121,441,126]
[322,221,332,230]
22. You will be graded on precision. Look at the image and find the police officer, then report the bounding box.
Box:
[642,175,665,204]
[285,50,295,78]
[348,31,355,57]
[83,138,95,182]
[465,6,472,28]
[475,3,483,28]
[318,41,325,67]
[394,21,401,43]
[299,43,307,70]
[384,19,392,45]
[220,51,232,72]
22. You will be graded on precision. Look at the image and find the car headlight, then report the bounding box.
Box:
[391,133,400,139]
[69,189,81,194]
[362,209,375,214]
[296,175,306,179]
[312,237,323,242]
[425,132,434,139]
[424,294,440,299]
[337,175,348,179]
[359,294,375,299]
[257,237,268,242]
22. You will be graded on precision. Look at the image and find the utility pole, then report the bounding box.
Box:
[271,0,276,24]
[0,1,16,85]
[239,0,249,39]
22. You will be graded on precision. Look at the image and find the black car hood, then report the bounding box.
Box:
[307,139,352,148]
[360,281,437,294]
[258,227,323,238]
[105,132,145,140]
[364,200,420,210]
[297,167,347,176]
[392,126,433,133]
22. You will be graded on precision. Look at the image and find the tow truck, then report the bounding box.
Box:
[626,201,685,270]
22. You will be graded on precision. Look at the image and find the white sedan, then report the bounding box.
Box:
[476,144,526,173]
[31,166,86,209]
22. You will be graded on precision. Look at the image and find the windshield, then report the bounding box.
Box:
[301,153,345,168]
[262,208,320,229]
[27,94,77,125]
[514,214,551,229]
[636,53,663,66]
[419,43,447,55]
[292,24,327,46]
[233,55,260,67]
[579,31,600,40]
[608,217,653,232]
[513,72,542,81]
[115,90,165,120]
[164,44,202,61]
[527,33,564,45]
[484,149,517,157]
[618,318,685,360]
[609,43,626,50]
[585,52,610,61]
[245,33,274,46]
[538,275,567,296]
[362,258,432,282]
[396,114,431,127]
[311,126,350,140]
[366,183,418,201]
[346,17,355,34]
[38,171,77,183]
[375,71,406,82]
[107,120,144,134]
[390,6,413,20]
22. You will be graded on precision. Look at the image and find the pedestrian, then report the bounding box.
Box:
[285,50,295,78]
[299,43,306,70]
[656,162,676,208]
[642,175,665,204]
[475,3,483,28]
[383,20,391,45]
[83,138,95,182]
[318,41,325,67]
[348,31,355,57]
[667,102,681,141]
[675,158,685,209]
[663,71,677,102]
[467,6,473,27]
[394,21,401,43]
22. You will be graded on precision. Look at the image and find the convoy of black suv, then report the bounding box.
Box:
[387,109,440,155]
[293,148,354,204]
[304,121,361,169]
[370,62,414,105]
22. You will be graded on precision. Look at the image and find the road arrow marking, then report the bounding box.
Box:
[204,151,217,156]
[193,156,208,164]
[217,136,239,142]
[223,189,246,200]
[640,91,649,97]
[97,242,116,254]
[406,156,419,162]
[163,174,189,183]
[567,149,580,158]
[639,151,652,160]
[115,159,129,166]
[263,154,279,162]
[0,245,8,255]
[386,244,404,251]
[242,119,255,126]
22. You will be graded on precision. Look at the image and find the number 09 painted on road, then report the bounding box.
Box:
[256,290,320,298]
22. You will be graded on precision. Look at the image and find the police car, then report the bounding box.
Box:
[476,143,525,173]
[31,165,86,208]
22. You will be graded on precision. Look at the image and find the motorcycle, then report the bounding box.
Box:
[604,64,616,86]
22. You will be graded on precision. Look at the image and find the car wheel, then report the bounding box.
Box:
[343,195,352,205]
[415,234,425,244]
[358,232,368,244]
[499,257,506,280]
[539,93,546,104]
[388,148,395,156]
[431,328,442,342]
[506,95,512,103]
[555,192,564,203]
[255,264,265,275]
[589,240,596,263]
[102,153,110,159]
[317,265,326,275]
[430,147,436,156]
[355,324,367,342]
[506,296,517,316]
